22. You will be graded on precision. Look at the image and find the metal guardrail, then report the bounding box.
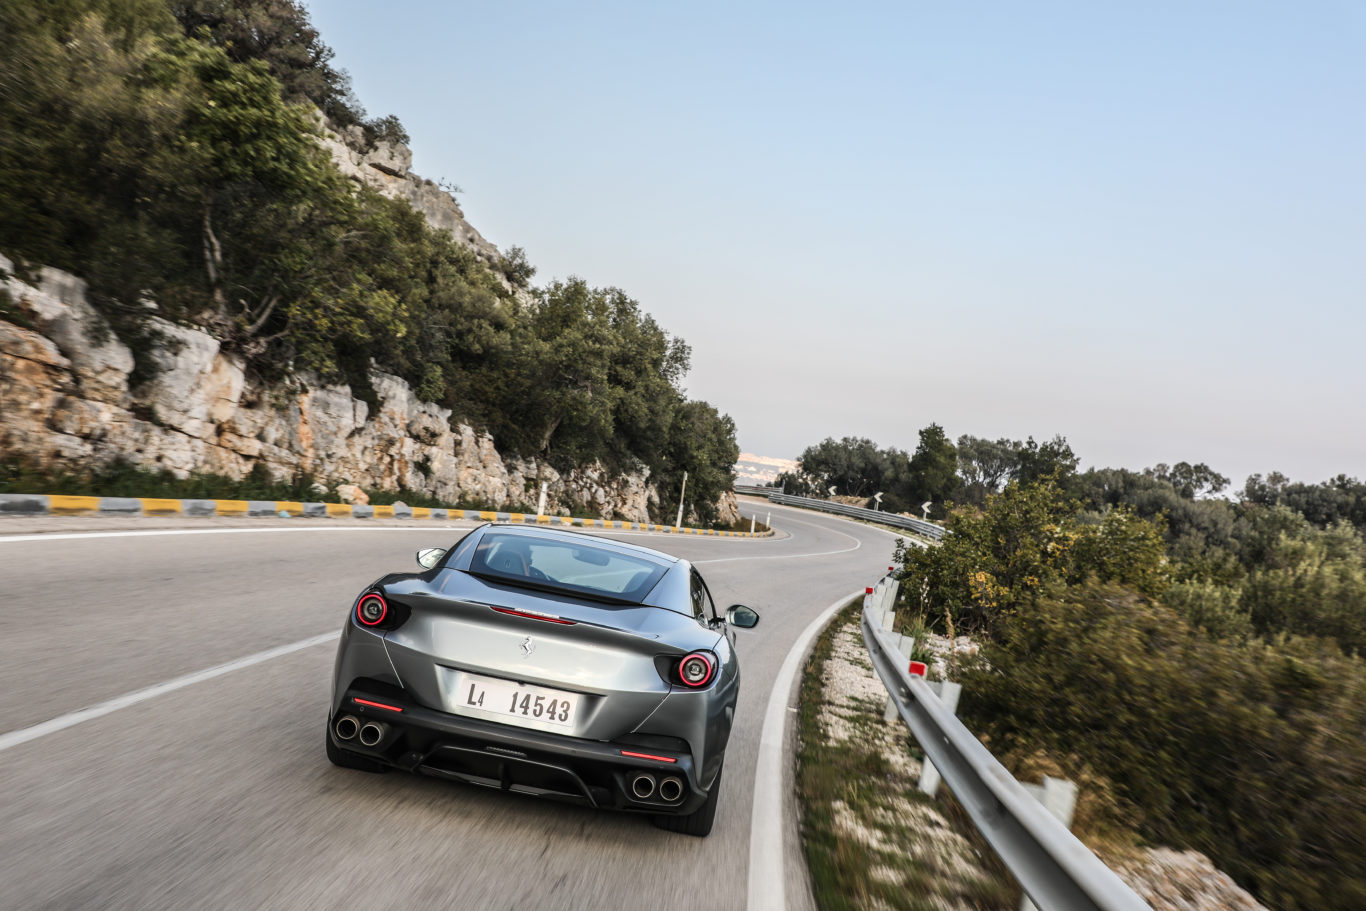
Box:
[733,487,946,540]
[733,484,775,497]
[860,579,1151,911]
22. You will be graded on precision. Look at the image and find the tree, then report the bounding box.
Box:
[0,2,201,303]
[1145,461,1230,499]
[168,0,407,144]
[773,470,818,497]
[1243,473,1366,532]
[955,435,1019,507]
[1238,516,1366,656]
[662,401,739,526]
[906,423,958,516]
[795,437,889,498]
[1072,466,1240,579]
[1069,506,1171,597]
[898,479,1078,634]
[1243,471,1290,506]
[1014,434,1078,485]
[499,246,536,289]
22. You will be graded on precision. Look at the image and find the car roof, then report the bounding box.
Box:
[479,524,679,567]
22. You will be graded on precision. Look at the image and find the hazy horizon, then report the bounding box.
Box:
[306,1,1365,486]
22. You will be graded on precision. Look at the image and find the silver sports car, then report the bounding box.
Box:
[327,523,760,836]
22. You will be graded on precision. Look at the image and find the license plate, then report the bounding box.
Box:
[457,672,579,727]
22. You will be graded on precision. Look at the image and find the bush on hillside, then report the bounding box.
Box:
[957,582,1366,911]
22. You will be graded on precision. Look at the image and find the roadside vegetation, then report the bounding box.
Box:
[0,0,737,523]
[776,430,1366,910]
[779,432,1366,907]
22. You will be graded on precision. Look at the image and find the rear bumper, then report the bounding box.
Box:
[329,685,711,815]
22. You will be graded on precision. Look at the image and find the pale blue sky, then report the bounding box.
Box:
[305,1,1364,485]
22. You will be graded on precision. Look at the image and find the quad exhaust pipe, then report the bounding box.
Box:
[358,722,385,747]
[334,715,359,741]
[658,776,684,803]
[630,772,656,800]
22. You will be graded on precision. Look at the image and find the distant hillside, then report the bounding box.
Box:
[734,453,798,486]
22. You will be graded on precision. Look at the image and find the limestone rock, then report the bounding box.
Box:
[1111,848,1268,911]
[0,258,659,522]
[336,484,368,505]
[139,317,244,440]
[1,255,133,403]
[316,123,504,273]
[715,490,741,527]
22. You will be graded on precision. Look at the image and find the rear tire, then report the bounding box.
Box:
[652,765,722,837]
[326,720,387,773]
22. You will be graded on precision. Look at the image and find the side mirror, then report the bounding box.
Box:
[726,604,760,629]
[416,547,447,569]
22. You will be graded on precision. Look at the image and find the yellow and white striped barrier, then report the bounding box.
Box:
[0,494,774,537]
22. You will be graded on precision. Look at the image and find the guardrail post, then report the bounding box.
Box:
[917,681,961,797]
[877,631,964,802]
[1019,776,1080,911]
[883,634,915,722]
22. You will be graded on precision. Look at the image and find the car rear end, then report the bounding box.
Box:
[328,526,734,817]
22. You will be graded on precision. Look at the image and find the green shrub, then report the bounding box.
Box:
[959,582,1366,911]
[1239,521,1366,657]
[1162,579,1253,641]
[898,481,1169,636]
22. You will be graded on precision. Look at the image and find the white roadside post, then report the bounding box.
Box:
[872,571,961,797]
[675,471,687,528]
[536,482,548,517]
[1018,777,1080,911]
[915,679,962,797]
[749,514,756,534]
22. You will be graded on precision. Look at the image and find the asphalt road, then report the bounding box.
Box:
[0,503,901,910]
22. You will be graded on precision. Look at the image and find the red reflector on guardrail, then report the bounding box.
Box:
[865,587,874,594]
[908,661,927,677]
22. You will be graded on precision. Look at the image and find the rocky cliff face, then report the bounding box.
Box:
[319,123,505,273]
[0,255,671,522]
[0,125,743,527]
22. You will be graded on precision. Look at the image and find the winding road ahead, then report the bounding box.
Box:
[0,503,898,910]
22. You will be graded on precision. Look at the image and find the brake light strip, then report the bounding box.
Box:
[490,606,577,625]
[620,750,677,763]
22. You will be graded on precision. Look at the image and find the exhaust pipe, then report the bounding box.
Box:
[358,722,384,747]
[630,772,656,800]
[334,715,359,741]
[658,776,684,803]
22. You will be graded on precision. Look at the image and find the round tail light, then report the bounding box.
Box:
[356,593,388,626]
[677,652,715,688]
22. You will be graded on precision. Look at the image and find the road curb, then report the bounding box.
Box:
[0,493,775,538]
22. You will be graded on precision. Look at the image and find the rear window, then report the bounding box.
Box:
[469,531,668,603]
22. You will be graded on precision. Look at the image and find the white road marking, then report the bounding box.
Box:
[0,526,473,545]
[695,512,871,564]
[0,632,338,754]
[747,591,861,911]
